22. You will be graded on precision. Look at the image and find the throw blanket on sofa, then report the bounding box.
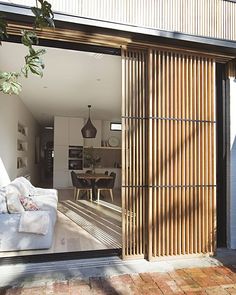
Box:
[19,211,50,235]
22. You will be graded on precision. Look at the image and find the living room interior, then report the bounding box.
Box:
[0,41,122,257]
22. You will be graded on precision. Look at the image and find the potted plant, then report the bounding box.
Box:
[84,148,101,174]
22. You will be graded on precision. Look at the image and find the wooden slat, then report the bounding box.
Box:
[148,49,153,260]
[122,47,216,260]
[147,50,216,259]
[122,48,147,259]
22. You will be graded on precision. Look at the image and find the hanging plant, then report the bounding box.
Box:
[0,72,22,95]
[0,0,54,95]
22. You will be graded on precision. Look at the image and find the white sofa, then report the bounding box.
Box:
[0,177,58,252]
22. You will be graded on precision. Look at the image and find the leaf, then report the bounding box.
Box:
[0,72,10,79]
[0,1,55,95]
[21,30,38,47]
[0,71,22,95]
[31,7,41,18]
[0,71,20,80]
[31,0,54,29]
[21,47,46,78]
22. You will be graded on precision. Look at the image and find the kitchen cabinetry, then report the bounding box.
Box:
[69,118,84,145]
[54,117,68,146]
[53,116,84,188]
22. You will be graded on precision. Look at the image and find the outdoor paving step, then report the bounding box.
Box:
[2,266,236,294]
[1,249,236,292]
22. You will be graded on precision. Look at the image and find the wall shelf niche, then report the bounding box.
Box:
[17,122,28,173]
[17,139,28,153]
[18,122,28,137]
[17,157,27,169]
[68,146,83,170]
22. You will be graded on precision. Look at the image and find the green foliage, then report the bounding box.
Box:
[0,72,22,95]
[84,148,101,169]
[22,47,46,78]
[21,30,46,78]
[0,14,8,44]
[31,0,54,28]
[0,0,54,95]
[21,30,38,47]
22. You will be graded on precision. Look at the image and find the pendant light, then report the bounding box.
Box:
[81,105,97,138]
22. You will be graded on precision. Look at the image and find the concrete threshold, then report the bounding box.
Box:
[0,248,235,288]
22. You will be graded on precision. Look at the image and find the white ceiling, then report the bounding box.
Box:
[0,42,122,125]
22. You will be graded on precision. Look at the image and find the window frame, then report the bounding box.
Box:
[110,122,122,131]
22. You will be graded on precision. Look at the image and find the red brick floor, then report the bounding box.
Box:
[1,265,236,294]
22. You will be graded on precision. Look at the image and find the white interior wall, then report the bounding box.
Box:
[229,78,236,249]
[102,120,121,146]
[0,93,40,185]
[0,95,17,183]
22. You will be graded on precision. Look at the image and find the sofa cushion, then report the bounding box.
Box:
[6,193,25,213]
[0,191,7,213]
[18,177,35,193]
[31,194,58,225]
[19,196,39,211]
[5,177,35,197]
[19,211,50,235]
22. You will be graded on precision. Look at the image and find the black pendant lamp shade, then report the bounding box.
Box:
[81,105,97,138]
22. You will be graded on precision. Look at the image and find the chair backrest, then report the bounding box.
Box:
[86,170,92,174]
[109,172,116,188]
[105,171,109,175]
[71,171,90,188]
[71,171,78,187]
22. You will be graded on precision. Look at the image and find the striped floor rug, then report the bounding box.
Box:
[58,200,122,249]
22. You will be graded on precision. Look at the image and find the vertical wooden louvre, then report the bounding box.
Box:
[148,50,216,259]
[122,48,216,259]
[122,49,148,259]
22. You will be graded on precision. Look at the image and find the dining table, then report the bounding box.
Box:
[76,173,113,200]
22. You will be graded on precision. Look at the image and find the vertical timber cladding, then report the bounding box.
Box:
[122,47,216,259]
[148,50,216,258]
[122,49,148,259]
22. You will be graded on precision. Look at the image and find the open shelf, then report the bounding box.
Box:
[17,157,27,169]
[84,146,121,150]
[17,122,28,173]
[17,139,28,153]
[18,122,28,137]
[68,146,83,170]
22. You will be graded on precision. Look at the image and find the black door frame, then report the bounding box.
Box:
[216,63,228,248]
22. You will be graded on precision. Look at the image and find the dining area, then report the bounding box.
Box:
[58,170,122,251]
[71,170,116,203]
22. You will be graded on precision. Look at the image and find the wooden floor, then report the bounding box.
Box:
[0,188,121,257]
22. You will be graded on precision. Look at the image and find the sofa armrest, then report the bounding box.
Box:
[31,187,58,197]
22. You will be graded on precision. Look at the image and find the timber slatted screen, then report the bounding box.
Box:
[148,50,216,258]
[122,48,216,259]
[122,49,148,258]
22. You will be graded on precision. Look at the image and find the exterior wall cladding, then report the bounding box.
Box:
[2,0,236,251]
[2,0,236,41]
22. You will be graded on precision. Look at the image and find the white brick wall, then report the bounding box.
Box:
[229,78,236,248]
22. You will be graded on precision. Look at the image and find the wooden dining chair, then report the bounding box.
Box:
[96,172,116,203]
[71,171,93,201]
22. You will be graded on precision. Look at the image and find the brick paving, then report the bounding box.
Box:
[1,265,236,294]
